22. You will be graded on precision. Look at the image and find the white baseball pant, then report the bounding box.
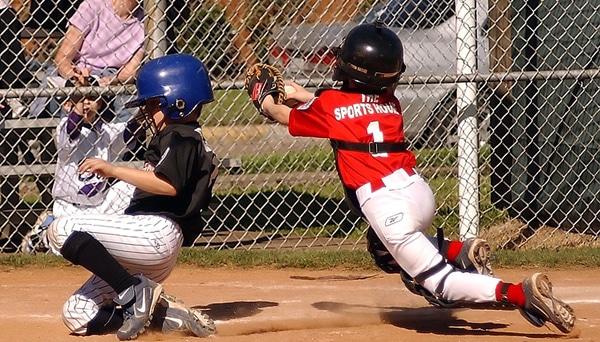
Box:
[356,168,500,303]
[47,213,183,334]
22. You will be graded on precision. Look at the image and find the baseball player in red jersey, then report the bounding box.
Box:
[260,22,575,333]
[45,54,218,340]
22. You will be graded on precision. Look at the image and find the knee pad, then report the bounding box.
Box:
[366,228,402,273]
[60,231,95,265]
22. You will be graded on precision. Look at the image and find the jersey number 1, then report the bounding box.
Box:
[367,121,388,157]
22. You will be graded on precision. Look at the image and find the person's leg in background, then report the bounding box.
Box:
[28,65,69,118]
[0,6,35,118]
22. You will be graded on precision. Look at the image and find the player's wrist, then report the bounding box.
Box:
[261,95,275,112]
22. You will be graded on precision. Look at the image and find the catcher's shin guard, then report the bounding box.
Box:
[367,228,451,306]
[366,228,402,274]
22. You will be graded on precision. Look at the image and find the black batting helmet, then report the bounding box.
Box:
[333,22,406,88]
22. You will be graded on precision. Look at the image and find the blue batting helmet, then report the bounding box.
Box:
[125,53,214,119]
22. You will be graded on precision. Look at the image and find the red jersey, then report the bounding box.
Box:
[288,89,417,190]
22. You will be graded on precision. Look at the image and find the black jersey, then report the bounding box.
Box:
[125,122,218,232]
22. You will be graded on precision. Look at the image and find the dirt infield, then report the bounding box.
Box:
[0,266,596,342]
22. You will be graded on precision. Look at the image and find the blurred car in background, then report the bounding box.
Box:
[269,0,503,148]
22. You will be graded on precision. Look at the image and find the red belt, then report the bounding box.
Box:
[369,167,416,192]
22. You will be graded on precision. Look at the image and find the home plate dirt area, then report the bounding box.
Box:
[0,266,597,341]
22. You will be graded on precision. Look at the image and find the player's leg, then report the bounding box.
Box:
[60,219,191,338]
[368,227,493,277]
[62,275,217,338]
[359,176,574,333]
[47,214,175,340]
[62,274,122,335]
[61,230,161,340]
[47,214,182,273]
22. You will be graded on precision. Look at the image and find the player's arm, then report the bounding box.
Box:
[65,110,85,141]
[262,82,313,125]
[261,96,292,125]
[78,158,177,196]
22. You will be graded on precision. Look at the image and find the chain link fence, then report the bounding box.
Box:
[1,0,599,253]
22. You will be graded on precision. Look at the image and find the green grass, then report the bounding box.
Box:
[228,146,507,238]
[492,247,600,268]
[177,249,377,270]
[237,146,483,174]
[240,147,336,174]
[202,90,259,126]
[2,248,600,271]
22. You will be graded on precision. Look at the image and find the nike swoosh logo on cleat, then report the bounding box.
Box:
[117,288,133,302]
[135,292,147,317]
[164,316,185,328]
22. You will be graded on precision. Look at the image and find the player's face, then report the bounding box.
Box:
[141,98,167,134]
[72,96,102,123]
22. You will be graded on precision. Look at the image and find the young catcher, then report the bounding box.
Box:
[46,53,219,340]
[20,76,142,254]
[245,22,575,334]
[52,76,142,218]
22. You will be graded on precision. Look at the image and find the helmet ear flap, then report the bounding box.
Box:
[166,98,188,118]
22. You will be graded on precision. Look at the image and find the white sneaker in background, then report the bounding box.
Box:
[7,99,28,118]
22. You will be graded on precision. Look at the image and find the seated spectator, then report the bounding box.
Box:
[0,1,35,118]
[29,0,145,122]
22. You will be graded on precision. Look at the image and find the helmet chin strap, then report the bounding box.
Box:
[151,114,167,135]
[139,107,167,138]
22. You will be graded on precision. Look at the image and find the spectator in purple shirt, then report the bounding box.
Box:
[29,0,145,123]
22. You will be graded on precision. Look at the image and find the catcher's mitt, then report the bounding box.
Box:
[244,64,286,119]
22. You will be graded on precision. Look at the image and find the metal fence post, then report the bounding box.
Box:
[456,0,480,239]
[144,0,168,58]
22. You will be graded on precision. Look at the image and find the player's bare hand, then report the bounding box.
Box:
[262,94,275,110]
[284,81,314,103]
[78,158,115,178]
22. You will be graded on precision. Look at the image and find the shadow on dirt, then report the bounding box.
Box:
[312,301,567,339]
[194,301,278,321]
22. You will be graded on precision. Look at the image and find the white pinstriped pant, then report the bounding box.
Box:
[47,214,183,335]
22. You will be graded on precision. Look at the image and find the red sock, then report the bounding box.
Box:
[495,282,526,307]
[445,241,463,262]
